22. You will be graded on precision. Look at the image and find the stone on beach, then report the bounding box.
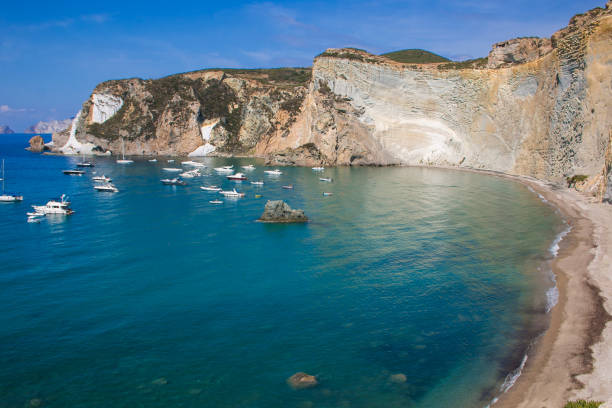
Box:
[287,372,318,389]
[258,200,308,223]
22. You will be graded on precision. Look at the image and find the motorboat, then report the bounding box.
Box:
[282,184,293,189]
[227,172,247,181]
[241,165,255,170]
[250,181,264,185]
[214,165,234,173]
[264,169,282,175]
[180,169,202,178]
[32,194,74,215]
[323,192,333,196]
[319,177,333,182]
[92,175,111,182]
[162,167,183,172]
[209,200,223,204]
[167,159,174,163]
[76,152,94,167]
[116,138,134,164]
[161,178,187,186]
[312,167,325,171]
[200,186,221,192]
[0,159,23,202]
[63,169,85,176]
[182,161,206,168]
[94,183,119,193]
[219,189,245,197]
[148,159,157,162]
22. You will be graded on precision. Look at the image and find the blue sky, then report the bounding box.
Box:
[0,0,603,131]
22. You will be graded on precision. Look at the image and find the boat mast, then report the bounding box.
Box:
[122,138,125,160]
[1,159,4,193]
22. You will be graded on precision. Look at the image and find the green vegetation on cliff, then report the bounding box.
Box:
[380,49,450,64]
[564,401,603,408]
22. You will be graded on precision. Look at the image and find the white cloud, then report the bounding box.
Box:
[0,105,31,113]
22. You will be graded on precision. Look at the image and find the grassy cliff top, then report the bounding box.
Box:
[380,49,450,64]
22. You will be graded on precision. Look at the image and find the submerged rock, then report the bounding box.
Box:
[389,373,407,383]
[151,377,168,385]
[258,200,308,223]
[29,399,42,407]
[26,135,46,153]
[287,372,318,389]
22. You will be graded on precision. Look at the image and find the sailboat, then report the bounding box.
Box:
[76,151,94,167]
[116,138,134,164]
[0,159,23,202]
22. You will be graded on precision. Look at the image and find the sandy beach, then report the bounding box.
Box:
[481,174,612,407]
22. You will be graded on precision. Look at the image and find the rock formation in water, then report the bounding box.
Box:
[53,2,612,201]
[25,118,72,134]
[287,372,318,389]
[0,125,15,134]
[258,200,308,223]
[26,135,46,152]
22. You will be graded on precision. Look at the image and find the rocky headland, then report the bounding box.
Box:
[0,125,15,134]
[50,2,612,202]
[25,118,72,134]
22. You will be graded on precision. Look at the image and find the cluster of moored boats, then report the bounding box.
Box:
[3,152,334,221]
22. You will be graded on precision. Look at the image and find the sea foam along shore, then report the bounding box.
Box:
[480,173,612,408]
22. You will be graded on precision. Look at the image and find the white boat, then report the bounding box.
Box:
[92,175,111,182]
[162,167,183,172]
[241,165,255,170]
[116,138,134,164]
[200,186,222,192]
[282,184,293,189]
[323,192,333,196]
[209,200,223,204]
[219,188,245,197]
[250,181,264,185]
[214,165,234,173]
[264,169,282,175]
[77,152,94,167]
[32,194,74,215]
[167,159,174,163]
[27,215,41,223]
[0,159,23,202]
[161,178,187,186]
[148,159,157,162]
[182,161,206,168]
[319,177,333,182]
[179,169,202,178]
[94,183,119,192]
[312,167,325,171]
[227,172,247,181]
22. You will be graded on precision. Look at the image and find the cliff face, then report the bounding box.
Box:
[55,3,612,198]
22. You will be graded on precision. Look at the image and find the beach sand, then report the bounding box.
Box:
[487,175,612,407]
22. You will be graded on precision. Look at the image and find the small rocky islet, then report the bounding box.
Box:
[258,200,308,223]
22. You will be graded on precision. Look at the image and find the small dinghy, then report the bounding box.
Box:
[63,169,85,176]
[282,184,293,189]
[200,186,221,192]
[162,167,183,172]
[323,192,333,196]
[319,177,333,182]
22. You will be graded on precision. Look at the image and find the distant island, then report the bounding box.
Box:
[0,125,15,134]
[25,118,72,134]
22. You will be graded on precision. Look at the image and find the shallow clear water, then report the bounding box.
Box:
[0,135,563,408]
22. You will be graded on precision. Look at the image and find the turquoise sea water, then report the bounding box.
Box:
[0,135,564,408]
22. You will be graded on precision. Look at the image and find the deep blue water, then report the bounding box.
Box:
[0,134,563,408]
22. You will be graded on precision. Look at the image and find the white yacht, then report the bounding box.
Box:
[209,199,223,204]
[214,165,234,173]
[200,186,222,192]
[227,172,247,180]
[32,195,74,215]
[312,167,325,171]
[0,160,23,202]
[63,169,85,176]
[161,178,187,186]
[94,183,119,193]
[241,165,255,170]
[264,169,282,175]
[148,159,158,162]
[162,167,183,172]
[182,161,206,168]
[180,169,201,178]
[319,177,333,182]
[219,188,245,197]
[116,138,134,164]
[77,152,94,167]
[250,181,264,185]
[92,175,111,182]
